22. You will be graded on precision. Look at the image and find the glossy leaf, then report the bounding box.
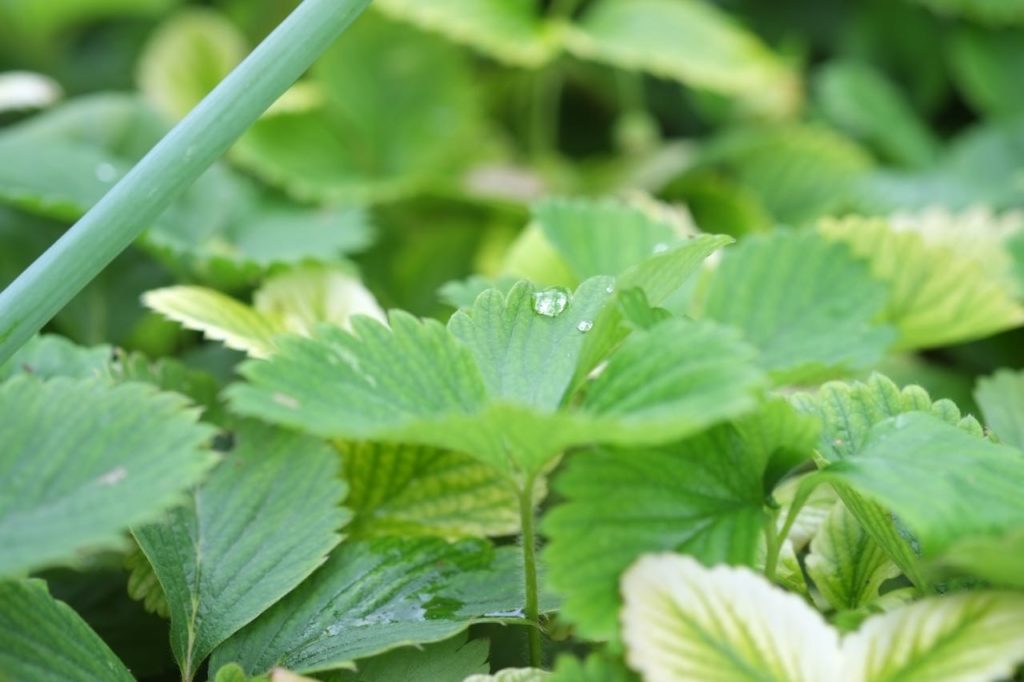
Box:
[133,422,349,679]
[699,230,894,383]
[326,632,488,681]
[0,376,216,577]
[211,537,528,675]
[819,210,1024,349]
[620,554,840,681]
[0,579,134,682]
[566,0,800,117]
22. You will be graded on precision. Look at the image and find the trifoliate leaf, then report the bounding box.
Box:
[0,334,111,382]
[699,230,895,384]
[232,15,481,203]
[565,0,800,117]
[373,0,554,67]
[210,537,529,676]
[133,422,348,680]
[805,502,901,612]
[699,124,873,224]
[543,406,799,641]
[533,198,687,282]
[0,376,216,577]
[144,264,386,357]
[842,591,1024,682]
[137,8,248,121]
[0,579,135,681]
[465,669,550,682]
[814,61,938,167]
[229,295,764,481]
[819,210,1024,349]
[620,554,840,681]
[325,632,488,682]
[823,412,1024,561]
[449,278,613,412]
[909,0,1024,25]
[340,441,523,539]
[975,368,1024,448]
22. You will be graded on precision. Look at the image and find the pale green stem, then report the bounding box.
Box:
[519,478,543,668]
[0,0,372,364]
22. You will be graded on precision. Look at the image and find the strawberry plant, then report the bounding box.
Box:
[2,0,1024,681]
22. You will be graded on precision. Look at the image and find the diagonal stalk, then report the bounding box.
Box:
[0,0,373,364]
[519,477,543,668]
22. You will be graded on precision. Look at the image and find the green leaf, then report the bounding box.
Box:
[210,537,529,675]
[0,0,181,41]
[145,286,281,357]
[534,198,687,281]
[340,441,523,539]
[0,334,111,382]
[551,654,639,682]
[0,376,216,577]
[373,0,554,67]
[0,579,135,682]
[950,26,1024,118]
[232,15,481,203]
[620,554,840,681]
[565,0,800,117]
[326,632,488,681]
[819,211,1024,349]
[909,0,1024,25]
[465,670,550,682]
[699,230,895,384]
[137,8,248,121]
[542,410,792,641]
[814,61,938,167]
[805,503,901,612]
[699,125,873,224]
[124,543,170,619]
[132,422,349,679]
[448,279,613,412]
[937,528,1024,588]
[842,591,1024,682]
[823,412,1024,560]
[975,369,1024,448]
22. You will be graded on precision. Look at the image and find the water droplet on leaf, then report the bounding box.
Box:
[652,242,669,254]
[532,287,570,318]
[577,320,593,333]
[95,163,117,183]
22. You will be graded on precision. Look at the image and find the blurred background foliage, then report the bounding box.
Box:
[2,0,1024,404]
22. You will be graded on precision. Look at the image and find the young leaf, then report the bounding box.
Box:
[325,632,488,681]
[819,210,1024,349]
[0,579,135,681]
[373,0,554,67]
[543,407,799,641]
[132,422,349,680]
[842,591,1024,682]
[620,554,840,681]
[137,8,248,121]
[210,537,529,676]
[340,441,523,539]
[145,286,281,357]
[805,502,901,612]
[699,231,895,383]
[0,376,216,577]
[975,368,1024,449]
[232,15,481,203]
[565,0,800,117]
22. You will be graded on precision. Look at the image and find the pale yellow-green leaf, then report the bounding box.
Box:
[819,208,1024,349]
[621,553,840,681]
[137,8,248,121]
[842,591,1024,682]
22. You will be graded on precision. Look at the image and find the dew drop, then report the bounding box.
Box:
[605,285,615,294]
[652,242,669,254]
[95,163,117,183]
[576,320,593,333]
[532,287,570,318]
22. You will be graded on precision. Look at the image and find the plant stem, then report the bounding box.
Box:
[0,0,372,364]
[519,478,543,668]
